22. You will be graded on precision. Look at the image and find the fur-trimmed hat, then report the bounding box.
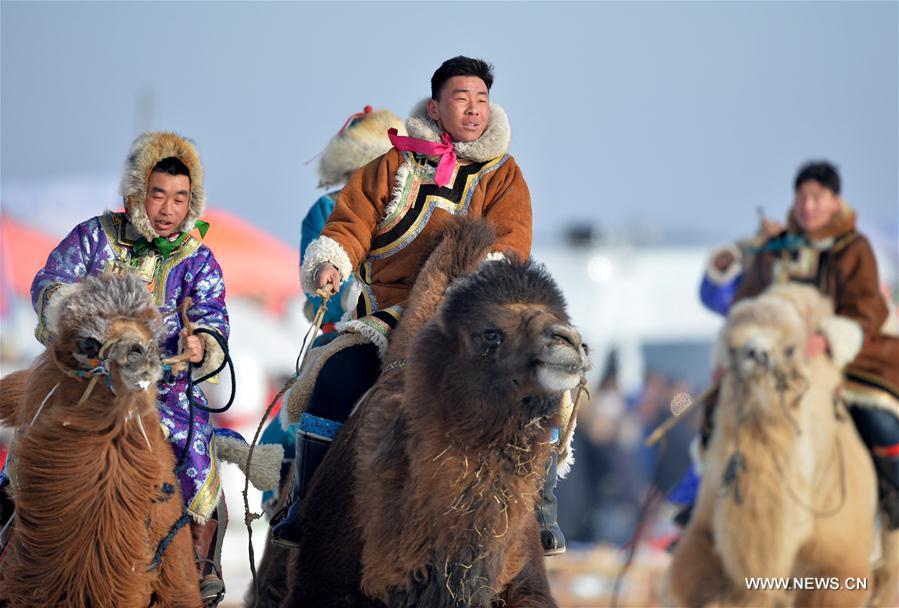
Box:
[317,107,404,188]
[121,131,206,241]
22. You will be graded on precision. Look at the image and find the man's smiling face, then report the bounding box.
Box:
[427,75,491,143]
[143,171,190,238]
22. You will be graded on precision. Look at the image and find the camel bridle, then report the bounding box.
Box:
[723,348,847,518]
[56,336,121,407]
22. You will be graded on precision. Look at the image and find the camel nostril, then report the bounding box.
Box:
[550,324,581,350]
[130,345,144,356]
[744,345,770,367]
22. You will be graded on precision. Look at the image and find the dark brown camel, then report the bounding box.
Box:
[281,217,589,607]
[0,273,200,608]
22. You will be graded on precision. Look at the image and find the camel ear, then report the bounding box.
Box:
[434,301,453,337]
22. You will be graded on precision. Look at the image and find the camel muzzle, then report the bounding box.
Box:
[536,324,589,392]
[731,334,778,378]
[106,337,163,393]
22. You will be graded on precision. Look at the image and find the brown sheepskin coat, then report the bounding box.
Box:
[300,100,531,327]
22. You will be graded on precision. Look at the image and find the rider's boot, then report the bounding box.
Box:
[270,430,332,548]
[536,448,566,556]
[873,453,899,530]
[848,404,899,530]
[191,500,227,607]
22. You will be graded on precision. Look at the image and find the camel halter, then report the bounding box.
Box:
[57,337,121,407]
[724,353,847,517]
[559,377,589,456]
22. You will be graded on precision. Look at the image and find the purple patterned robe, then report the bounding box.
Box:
[30,212,229,522]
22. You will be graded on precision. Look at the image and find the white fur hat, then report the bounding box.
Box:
[317,107,404,188]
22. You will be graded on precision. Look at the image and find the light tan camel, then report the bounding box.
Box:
[664,283,898,607]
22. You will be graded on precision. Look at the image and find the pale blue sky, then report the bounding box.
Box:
[2,1,897,256]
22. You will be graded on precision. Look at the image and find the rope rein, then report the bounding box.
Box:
[147,511,192,571]
[175,296,237,471]
[242,288,333,605]
[154,298,238,573]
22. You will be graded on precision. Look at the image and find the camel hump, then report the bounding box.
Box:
[384,217,497,361]
[422,216,498,279]
[410,216,497,300]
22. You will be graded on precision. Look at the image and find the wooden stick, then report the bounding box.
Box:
[558,378,589,454]
[643,386,714,447]
[179,296,194,334]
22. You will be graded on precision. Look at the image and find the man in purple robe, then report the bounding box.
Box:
[28,131,229,603]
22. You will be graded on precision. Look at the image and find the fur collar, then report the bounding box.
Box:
[120,132,206,242]
[786,200,857,242]
[405,98,511,162]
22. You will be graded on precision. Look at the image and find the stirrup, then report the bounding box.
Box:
[197,559,226,608]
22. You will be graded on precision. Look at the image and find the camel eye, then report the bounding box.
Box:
[784,345,795,358]
[482,329,503,346]
[77,336,102,358]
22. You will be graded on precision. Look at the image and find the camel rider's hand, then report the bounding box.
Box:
[182,332,205,363]
[711,365,726,385]
[759,217,784,238]
[805,331,829,359]
[315,262,341,294]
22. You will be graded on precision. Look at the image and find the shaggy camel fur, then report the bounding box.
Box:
[281,217,589,607]
[0,273,201,608]
[664,283,899,607]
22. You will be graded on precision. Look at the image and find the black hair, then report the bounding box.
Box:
[431,56,494,100]
[152,156,191,179]
[794,161,840,195]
